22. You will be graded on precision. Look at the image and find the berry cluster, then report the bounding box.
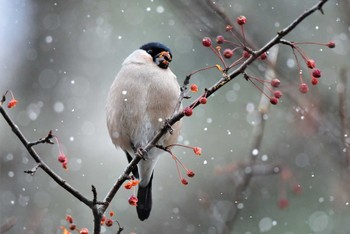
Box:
[198,15,336,106]
[163,144,201,186]
[123,178,140,206]
[60,215,89,234]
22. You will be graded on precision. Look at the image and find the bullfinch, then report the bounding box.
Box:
[106,42,181,220]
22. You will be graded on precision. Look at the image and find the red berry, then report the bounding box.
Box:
[273,90,283,99]
[236,15,247,25]
[80,228,89,234]
[242,51,250,58]
[299,83,309,93]
[187,170,195,178]
[260,52,267,60]
[270,97,278,105]
[311,77,319,85]
[202,37,212,47]
[69,224,76,231]
[278,198,289,209]
[66,215,73,224]
[193,147,202,155]
[105,219,113,227]
[216,35,224,44]
[199,97,207,104]
[181,178,188,185]
[128,195,138,206]
[124,182,133,190]
[271,78,281,88]
[184,107,193,117]
[100,216,106,225]
[7,99,18,108]
[225,25,233,31]
[223,49,233,59]
[312,68,321,78]
[190,84,198,92]
[327,41,335,48]
[58,154,67,163]
[306,59,316,69]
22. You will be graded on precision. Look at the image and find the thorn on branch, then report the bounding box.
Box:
[24,164,41,176]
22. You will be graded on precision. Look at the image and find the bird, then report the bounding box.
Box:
[106,42,182,221]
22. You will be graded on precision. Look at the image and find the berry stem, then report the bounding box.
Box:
[292,48,304,84]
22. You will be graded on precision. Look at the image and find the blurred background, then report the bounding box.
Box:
[0,0,349,233]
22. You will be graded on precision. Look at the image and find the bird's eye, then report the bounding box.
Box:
[147,50,153,54]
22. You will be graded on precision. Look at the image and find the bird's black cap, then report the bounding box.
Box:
[140,42,172,60]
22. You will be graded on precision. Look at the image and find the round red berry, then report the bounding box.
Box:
[311,77,319,85]
[190,84,198,92]
[236,15,247,25]
[270,97,278,105]
[312,68,321,78]
[216,35,224,44]
[199,97,207,104]
[299,83,309,93]
[273,90,283,99]
[271,78,281,88]
[58,154,67,163]
[223,49,233,59]
[327,41,335,48]
[242,51,250,58]
[181,178,188,185]
[66,215,73,224]
[184,107,193,116]
[202,37,212,47]
[69,224,76,231]
[187,170,195,178]
[306,59,316,69]
[260,52,267,60]
[105,219,113,227]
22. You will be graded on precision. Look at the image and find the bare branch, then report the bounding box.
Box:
[0,106,93,209]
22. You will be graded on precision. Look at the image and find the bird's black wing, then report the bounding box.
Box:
[125,151,139,179]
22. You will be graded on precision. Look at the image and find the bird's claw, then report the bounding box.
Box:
[136,147,147,160]
[164,118,174,134]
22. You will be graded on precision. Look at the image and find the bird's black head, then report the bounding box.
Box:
[140,42,172,69]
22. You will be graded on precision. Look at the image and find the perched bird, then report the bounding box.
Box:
[106,42,181,220]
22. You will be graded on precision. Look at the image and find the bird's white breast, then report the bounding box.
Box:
[106,50,181,156]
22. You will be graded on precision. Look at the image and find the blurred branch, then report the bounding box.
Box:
[221,45,280,234]
[338,68,350,165]
[0,217,17,234]
[0,0,330,233]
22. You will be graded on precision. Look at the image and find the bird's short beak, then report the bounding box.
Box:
[155,51,172,68]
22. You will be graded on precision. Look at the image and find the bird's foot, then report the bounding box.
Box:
[136,147,147,160]
[164,118,174,134]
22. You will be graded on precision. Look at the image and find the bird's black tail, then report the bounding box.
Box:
[137,172,154,221]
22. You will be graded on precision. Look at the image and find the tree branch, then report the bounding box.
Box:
[0,106,93,209]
